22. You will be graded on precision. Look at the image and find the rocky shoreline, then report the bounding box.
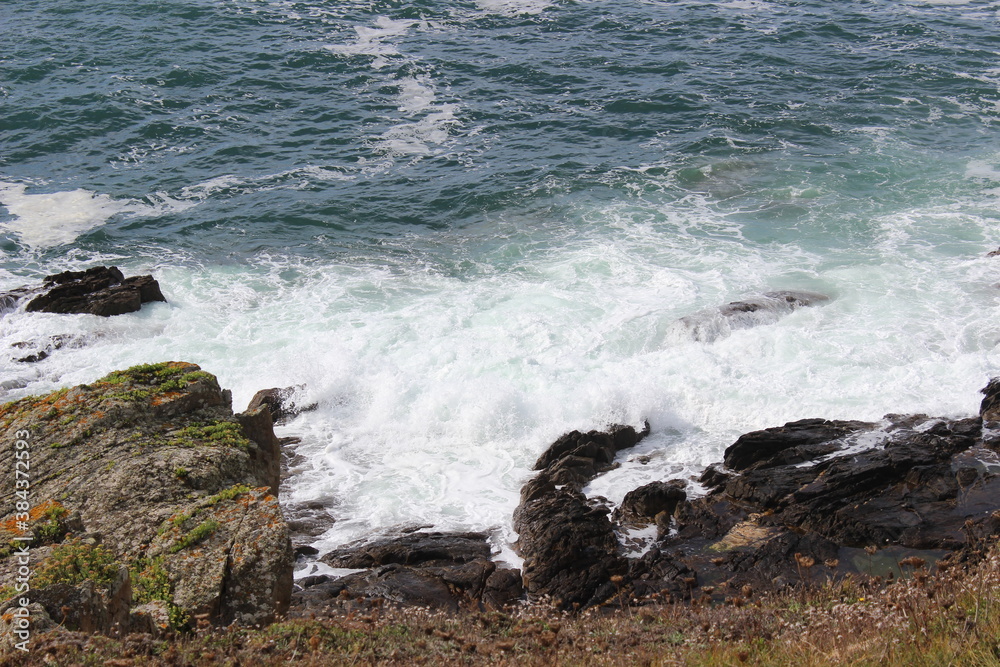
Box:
[1,267,999,641]
[1,358,998,637]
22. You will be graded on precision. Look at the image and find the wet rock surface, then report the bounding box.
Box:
[321,531,493,569]
[678,290,830,342]
[293,530,516,614]
[246,386,316,425]
[618,404,1000,605]
[512,423,650,610]
[505,383,1000,612]
[21,266,166,317]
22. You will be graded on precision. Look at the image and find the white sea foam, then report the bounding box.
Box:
[3,186,998,570]
[475,0,553,16]
[0,181,200,249]
[377,104,459,156]
[325,17,422,69]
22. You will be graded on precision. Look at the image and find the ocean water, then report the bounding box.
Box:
[2,0,1000,569]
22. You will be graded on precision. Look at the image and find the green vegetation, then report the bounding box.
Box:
[99,362,185,385]
[171,421,250,450]
[157,486,251,536]
[169,519,221,553]
[34,503,69,542]
[159,370,214,392]
[32,541,119,589]
[205,484,252,506]
[7,546,1000,665]
[96,363,216,402]
[130,556,190,630]
[106,388,152,402]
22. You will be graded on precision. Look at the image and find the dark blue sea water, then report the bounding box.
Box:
[2,0,1000,565]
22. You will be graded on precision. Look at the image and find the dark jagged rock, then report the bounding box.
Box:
[321,531,492,568]
[980,378,1000,423]
[614,480,687,525]
[514,488,627,610]
[246,386,316,424]
[626,403,996,603]
[294,560,497,614]
[0,362,293,632]
[512,422,651,610]
[23,266,165,317]
[293,531,509,614]
[533,422,650,472]
[723,418,875,472]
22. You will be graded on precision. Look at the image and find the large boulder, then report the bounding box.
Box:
[514,488,626,610]
[0,362,293,632]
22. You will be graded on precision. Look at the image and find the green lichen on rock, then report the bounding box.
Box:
[206,484,252,506]
[96,362,219,404]
[98,362,188,385]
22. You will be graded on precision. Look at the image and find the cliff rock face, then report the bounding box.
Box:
[0,362,293,634]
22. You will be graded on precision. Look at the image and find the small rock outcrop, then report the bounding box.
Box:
[514,423,650,609]
[0,362,293,634]
[294,530,519,614]
[246,386,316,424]
[14,266,165,317]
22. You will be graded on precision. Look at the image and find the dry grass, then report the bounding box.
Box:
[5,547,1000,666]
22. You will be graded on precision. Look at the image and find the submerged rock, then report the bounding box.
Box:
[0,362,293,633]
[21,266,165,317]
[678,289,830,342]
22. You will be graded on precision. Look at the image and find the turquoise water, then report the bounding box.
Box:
[2,0,1000,565]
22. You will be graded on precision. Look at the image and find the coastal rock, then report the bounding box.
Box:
[533,422,650,472]
[613,480,687,525]
[512,422,650,609]
[0,362,293,632]
[321,531,492,568]
[11,335,77,364]
[294,531,503,614]
[294,560,497,614]
[626,404,997,602]
[722,418,875,472]
[23,266,165,317]
[678,290,830,343]
[246,386,316,424]
[514,487,626,609]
